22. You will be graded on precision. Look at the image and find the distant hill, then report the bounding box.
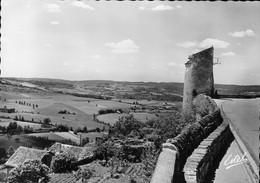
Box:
[1,77,260,98]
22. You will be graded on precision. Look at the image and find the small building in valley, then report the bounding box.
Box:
[0,108,15,113]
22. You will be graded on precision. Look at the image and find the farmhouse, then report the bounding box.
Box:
[1,146,53,181]
[0,108,15,113]
[1,143,97,182]
[49,142,96,164]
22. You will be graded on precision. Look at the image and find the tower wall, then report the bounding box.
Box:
[183,47,214,117]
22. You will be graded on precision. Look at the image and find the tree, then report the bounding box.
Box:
[50,154,77,173]
[74,167,93,183]
[43,118,51,127]
[0,148,7,163]
[110,115,145,137]
[81,137,89,146]
[8,159,49,183]
[43,118,51,125]
[8,146,15,156]
[83,127,88,133]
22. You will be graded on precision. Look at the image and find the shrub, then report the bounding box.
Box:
[74,167,93,182]
[50,153,77,173]
[8,159,49,183]
[81,137,89,146]
[0,148,7,163]
[8,146,15,156]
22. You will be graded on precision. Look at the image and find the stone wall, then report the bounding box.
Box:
[184,122,233,183]
[151,95,223,183]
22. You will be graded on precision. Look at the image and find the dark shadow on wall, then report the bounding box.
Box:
[203,133,234,183]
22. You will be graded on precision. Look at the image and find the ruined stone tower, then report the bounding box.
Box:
[182,47,214,118]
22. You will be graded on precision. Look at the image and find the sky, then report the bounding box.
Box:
[1,0,260,85]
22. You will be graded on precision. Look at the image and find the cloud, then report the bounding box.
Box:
[90,55,101,60]
[221,52,235,56]
[198,38,230,48]
[177,41,197,48]
[45,3,60,13]
[71,1,94,10]
[50,21,60,25]
[229,29,255,38]
[179,38,229,50]
[139,4,182,11]
[105,39,139,54]
[63,62,69,66]
[152,4,173,11]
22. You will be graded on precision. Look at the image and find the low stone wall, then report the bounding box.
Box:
[184,122,233,183]
[150,143,178,183]
[151,95,223,183]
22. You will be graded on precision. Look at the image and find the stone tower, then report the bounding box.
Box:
[182,47,214,117]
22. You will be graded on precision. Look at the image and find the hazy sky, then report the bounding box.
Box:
[1,0,260,85]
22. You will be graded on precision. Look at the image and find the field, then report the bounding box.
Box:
[27,132,80,144]
[0,91,119,130]
[0,134,54,151]
[0,120,43,130]
[97,112,157,125]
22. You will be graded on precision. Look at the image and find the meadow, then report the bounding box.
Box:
[96,112,157,125]
[0,90,139,131]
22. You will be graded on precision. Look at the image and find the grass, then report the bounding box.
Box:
[27,133,66,141]
[0,91,111,130]
[0,121,43,130]
[0,134,54,151]
[97,113,129,125]
[97,112,157,125]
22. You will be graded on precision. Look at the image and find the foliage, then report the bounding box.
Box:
[50,153,77,173]
[98,109,123,115]
[55,124,69,132]
[0,148,7,163]
[7,159,49,183]
[74,167,93,182]
[110,115,146,137]
[81,137,89,146]
[93,141,116,162]
[43,118,51,127]
[8,146,15,156]
[145,107,188,143]
[6,122,23,135]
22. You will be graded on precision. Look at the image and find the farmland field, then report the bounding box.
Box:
[27,132,66,141]
[0,134,54,151]
[96,112,157,125]
[0,121,43,130]
[0,91,114,130]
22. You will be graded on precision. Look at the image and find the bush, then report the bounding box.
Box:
[74,167,93,182]
[8,146,15,156]
[81,137,89,146]
[0,148,7,163]
[50,153,77,173]
[8,159,49,183]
